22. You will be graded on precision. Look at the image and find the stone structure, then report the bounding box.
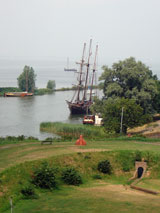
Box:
[130,159,147,180]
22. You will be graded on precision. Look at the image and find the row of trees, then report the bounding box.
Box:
[17,65,56,92]
[91,57,160,133]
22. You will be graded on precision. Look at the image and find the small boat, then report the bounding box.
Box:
[83,114,103,126]
[83,115,95,125]
[66,39,98,114]
[4,69,33,97]
[4,91,33,97]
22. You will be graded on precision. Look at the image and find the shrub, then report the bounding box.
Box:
[97,160,112,174]
[32,162,57,189]
[92,174,102,179]
[17,135,25,141]
[134,150,142,161]
[21,184,36,199]
[61,168,82,186]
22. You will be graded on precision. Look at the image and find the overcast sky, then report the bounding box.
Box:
[0,0,160,67]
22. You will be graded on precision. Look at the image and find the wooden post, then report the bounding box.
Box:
[120,107,124,133]
[10,197,13,213]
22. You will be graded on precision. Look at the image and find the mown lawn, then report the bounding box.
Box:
[1,140,160,171]
[4,183,160,213]
[1,140,160,213]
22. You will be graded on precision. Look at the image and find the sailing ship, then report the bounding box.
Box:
[66,39,98,114]
[64,57,77,72]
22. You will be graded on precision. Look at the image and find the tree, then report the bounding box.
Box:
[17,66,36,92]
[101,98,149,134]
[152,80,160,113]
[99,57,157,113]
[46,80,56,91]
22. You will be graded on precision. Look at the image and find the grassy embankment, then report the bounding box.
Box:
[40,122,107,140]
[1,121,160,212]
[0,86,77,96]
[40,121,160,142]
[128,119,160,138]
[1,138,160,212]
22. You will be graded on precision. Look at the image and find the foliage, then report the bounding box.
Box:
[116,151,135,172]
[61,167,82,185]
[20,183,37,199]
[0,135,39,145]
[56,86,77,91]
[32,162,57,189]
[152,80,160,113]
[99,57,157,113]
[40,122,107,139]
[17,65,36,92]
[134,150,142,161]
[0,87,21,96]
[97,160,112,174]
[47,80,56,90]
[102,98,147,133]
[1,149,160,211]
[34,88,53,95]
[92,174,102,179]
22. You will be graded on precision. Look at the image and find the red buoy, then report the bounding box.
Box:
[75,135,86,146]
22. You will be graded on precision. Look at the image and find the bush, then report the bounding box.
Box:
[32,162,57,189]
[17,135,25,141]
[92,174,102,179]
[61,168,82,186]
[21,184,36,199]
[97,160,112,174]
[134,150,142,161]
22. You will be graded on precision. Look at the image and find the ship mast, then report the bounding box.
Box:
[83,39,92,102]
[89,44,98,101]
[75,42,86,102]
[26,68,28,92]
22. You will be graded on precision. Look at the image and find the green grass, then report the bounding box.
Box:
[0,136,39,145]
[34,88,54,95]
[1,140,160,212]
[40,122,107,139]
[0,87,21,96]
[3,185,160,213]
[40,121,160,142]
[136,178,160,191]
[1,140,160,172]
[1,148,160,212]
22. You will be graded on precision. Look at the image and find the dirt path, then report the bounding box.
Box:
[78,183,160,202]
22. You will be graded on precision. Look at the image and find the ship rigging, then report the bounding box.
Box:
[66,39,98,114]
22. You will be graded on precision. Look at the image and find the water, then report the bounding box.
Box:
[1,59,159,139]
[0,59,101,139]
[0,91,84,139]
[0,59,78,89]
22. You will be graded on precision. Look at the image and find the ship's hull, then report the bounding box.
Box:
[66,101,92,114]
[4,92,33,97]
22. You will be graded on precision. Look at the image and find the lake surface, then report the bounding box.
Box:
[1,59,159,139]
[0,59,103,139]
[0,91,84,139]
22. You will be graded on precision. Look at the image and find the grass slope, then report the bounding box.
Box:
[1,140,160,212]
